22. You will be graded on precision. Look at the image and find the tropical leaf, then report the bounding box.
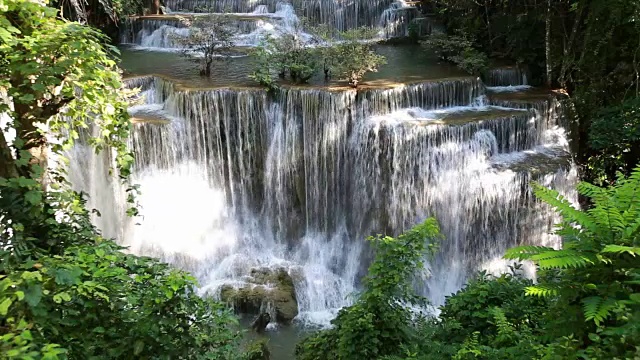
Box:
[529,249,596,269]
[524,284,561,297]
[533,184,597,234]
[601,245,640,257]
[504,246,554,261]
[582,296,618,326]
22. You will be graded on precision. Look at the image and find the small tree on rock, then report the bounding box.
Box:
[174,15,235,77]
[331,27,386,87]
[250,32,318,87]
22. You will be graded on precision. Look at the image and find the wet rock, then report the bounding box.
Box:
[220,267,298,324]
[251,312,271,333]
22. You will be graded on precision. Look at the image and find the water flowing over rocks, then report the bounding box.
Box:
[72,74,578,327]
[122,0,422,51]
[218,267,299,324]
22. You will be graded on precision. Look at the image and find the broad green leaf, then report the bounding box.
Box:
[0,298,12,315]
[24,284,42,307]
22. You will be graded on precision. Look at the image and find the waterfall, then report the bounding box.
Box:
[378,1,418,38]
[71,75,578,327]
[123,0,425,50]
[485,66,530,88]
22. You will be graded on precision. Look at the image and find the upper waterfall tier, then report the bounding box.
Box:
[122,0,422,49]
[164,0,413,32]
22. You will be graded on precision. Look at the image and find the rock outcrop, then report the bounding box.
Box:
[220,267,298,324]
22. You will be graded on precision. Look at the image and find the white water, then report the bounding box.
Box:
[70,76,578,327]
[122,0,423,51]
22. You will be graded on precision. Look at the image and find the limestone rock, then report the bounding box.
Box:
[220,267,298,324]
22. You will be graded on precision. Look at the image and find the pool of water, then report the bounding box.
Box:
[119,44,468,89]
[238,317,312,360]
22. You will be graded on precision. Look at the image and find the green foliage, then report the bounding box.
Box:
[250,27,386,88]
[422,32,488,75]
[1,2,244,359]
[250,33,318,86]
[173,16,236,77]
[437,269,548,346]
[0,0,135,197]
[426,0,640,182]
[386,168,640,359]
[296,218,441,360]
[0,182,241,359]
[504,167,640,358]
[587,97,640,185]
[241,339,270,360]
[330,27,386,87]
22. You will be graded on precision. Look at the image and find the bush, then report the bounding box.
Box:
[587,97,640,185]
[250,33,318,87]
[173,15,236,77]
[0,183,241,359]
[330,27,386,87]
[296,218,441,360]
[250,27,386,88]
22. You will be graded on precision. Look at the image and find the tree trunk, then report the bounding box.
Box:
[545,0,552,87]
[11,102,49,186]
[150,0,161,15]
[558,3,584,88]
[484,0,493,49]
[0,130,18,179]
[201,61,212,77]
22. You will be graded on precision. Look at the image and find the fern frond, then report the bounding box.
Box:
[620,204,640,242]
[577,182,607,200]
[504,246,554,261]
[533,183,597,233]
[525,284,560,297]
[530,249,596,269]
[626,165,640,183]
[582,296,603,324]
[586,199,626,239]
[490,307,515,342]
[582,296,617,326]
[601,245,640,257]
[614,174,640,224]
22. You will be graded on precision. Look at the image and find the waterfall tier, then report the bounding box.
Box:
[165,0,410,32]
[74,76,577,327]
[485,66,530,88]
[122,0,421,49]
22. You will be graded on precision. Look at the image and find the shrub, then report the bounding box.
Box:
[296,218,441,360]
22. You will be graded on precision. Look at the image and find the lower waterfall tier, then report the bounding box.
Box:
[71,76,577,327]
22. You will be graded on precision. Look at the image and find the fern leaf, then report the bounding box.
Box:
[534,183,597,233]
[601,245,640,257]
[529,249,595,269]
[582,297,617,326]
[504,246,554,261]
[582,296,603,324]
[622,215,640,242]
[525,284,560,297]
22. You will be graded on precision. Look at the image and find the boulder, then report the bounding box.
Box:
[220,267,298,324]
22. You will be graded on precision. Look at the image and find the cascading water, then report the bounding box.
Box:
[122,2,312,50]
[378,1,419,38]
[122,0,427,50]
[71,72,578,327]
[485,66,530,88]
[164,0,399,32]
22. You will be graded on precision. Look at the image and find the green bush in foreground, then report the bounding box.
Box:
[0,182,241,359]
[296,218,441,360]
